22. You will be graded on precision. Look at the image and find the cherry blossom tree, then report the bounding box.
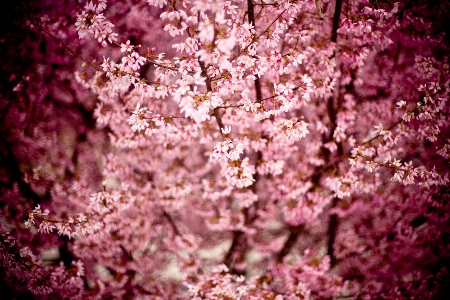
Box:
[1,0,450,299]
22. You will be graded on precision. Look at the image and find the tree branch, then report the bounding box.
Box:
[331,0,343,43]
[276,226,303,262]
[315,0,325,20]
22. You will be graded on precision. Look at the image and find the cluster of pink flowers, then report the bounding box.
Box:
[1,0,449,298]
[75,0,117,47]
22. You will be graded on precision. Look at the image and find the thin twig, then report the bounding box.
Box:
[315,0,325,20]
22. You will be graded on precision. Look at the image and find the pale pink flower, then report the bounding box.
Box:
[147,0,167,8]
[127,104,149,132]
[120,40,133,52]
[38,221,55,234]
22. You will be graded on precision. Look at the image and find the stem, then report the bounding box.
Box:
[255,78,263,103]
[223,1,264,273]
[315,0,325,20]
[223,231,245,272]
[323,59,344,268]
[325,14,368,266]
[276,226,303,262]
[276,36,343,264]
[331,0,343,43]
[327,199,339,267]
[198,59,225,135]
[247,0,256,27]
[163,210,193,247]
[246,0,263,103]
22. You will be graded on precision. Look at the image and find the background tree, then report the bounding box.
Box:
[1,0,449,299]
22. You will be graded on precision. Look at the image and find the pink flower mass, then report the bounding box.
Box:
[1,0,450,299]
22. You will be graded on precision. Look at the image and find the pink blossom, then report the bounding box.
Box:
[3,0,450,299]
